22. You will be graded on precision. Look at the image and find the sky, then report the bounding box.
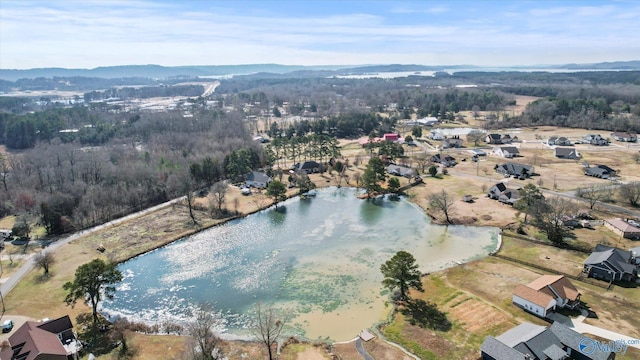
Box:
[1,0,639,69]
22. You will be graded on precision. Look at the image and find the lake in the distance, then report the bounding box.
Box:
[101,187,498,341]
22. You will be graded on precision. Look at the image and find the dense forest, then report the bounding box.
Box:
[1,70,639,235]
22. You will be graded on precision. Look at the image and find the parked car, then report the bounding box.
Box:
[2,319,14,333]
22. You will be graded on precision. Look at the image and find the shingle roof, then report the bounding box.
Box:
[3,320,68,360]
[550,322,613,360]
[513,284,555,309]
[480,336,528,360]
[555,147,578,157]
[496,322,547,347]
[605,218,640,234]
[526,275,580,302]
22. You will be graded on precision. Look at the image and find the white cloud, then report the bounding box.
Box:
[1,0,638,69]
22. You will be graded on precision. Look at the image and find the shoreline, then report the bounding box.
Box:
[97,184,502,344]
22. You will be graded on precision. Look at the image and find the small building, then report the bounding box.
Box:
[245,171,272,189]
[386,164,415,178]
[583,244,638,282]
[611,131,637,142]
[0,315,82,360]
[468,148,487,156]
[293,161,321,174]
[554,147,580,159]
[512,275,580,318]
[604,218,640,239]
[495,163,534,178]
[493,146,520,158]
[413,117,439,126]
[584,164,617,179]
[382,133,400,142]
[481,322,615,360]
[429,130,444,140]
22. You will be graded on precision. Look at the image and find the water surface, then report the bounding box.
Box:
[102,187,498,341]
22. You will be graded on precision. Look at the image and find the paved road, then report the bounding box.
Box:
[0,197,184,297]
[355,338,374,360]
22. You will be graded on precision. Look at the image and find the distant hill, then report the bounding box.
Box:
[1,61,638,82]
[557,60,640,70]
[0,64,349,82]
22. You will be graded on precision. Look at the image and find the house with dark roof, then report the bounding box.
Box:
[611,132,637,143]
[498,188,520,205]
[430,154,456,167]
[244,171,272,189]
[512,275,581,318]
[584,165,617,179]
[0,315,81,360]
[493,146,520,158]
[495,163,534,179]
[583,244,638,282]
[386,164,415,178]
[604,218,640,240]
[293,161,321,174]
[481,322,614,360]
[486,133,513,144]
[487,182,508,199]
[554,147,580,159]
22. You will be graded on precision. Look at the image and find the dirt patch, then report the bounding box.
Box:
[363,339,414,360]
[445,296,509,333]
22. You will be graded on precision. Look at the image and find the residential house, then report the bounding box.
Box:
[430,153,457,167]
[498,188,520,205]
[583,134,608,146]
[584,164,617,179]
[554,147,580,159]
[486,133,505,144]
[386,164,415,178]
[512,275,580,318]
[244,171,272,189]
[493,146,520,158]
[604,218,640,240]
[611,131,637,142]
[495,163,534,179]
[583,244,638,282]
[293,161,321,174]
[487,182,508,199]
[480,322,614,360]
[442,136,463,149]
[547,136,572,146]
[632,247,640,265]
[0,315,82,360]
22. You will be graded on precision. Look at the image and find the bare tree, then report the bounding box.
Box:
[619,182,640,207]
[428,189,455,224]
[576,185,605,209]
[210,181,228,214]
[34,251,55,275]
[185,305,223,360]
[530,197,577,245]
[250,303,288,360]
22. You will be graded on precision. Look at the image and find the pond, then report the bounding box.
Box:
[101,187,498,341]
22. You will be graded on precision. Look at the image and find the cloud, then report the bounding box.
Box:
[1,0,639,69]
